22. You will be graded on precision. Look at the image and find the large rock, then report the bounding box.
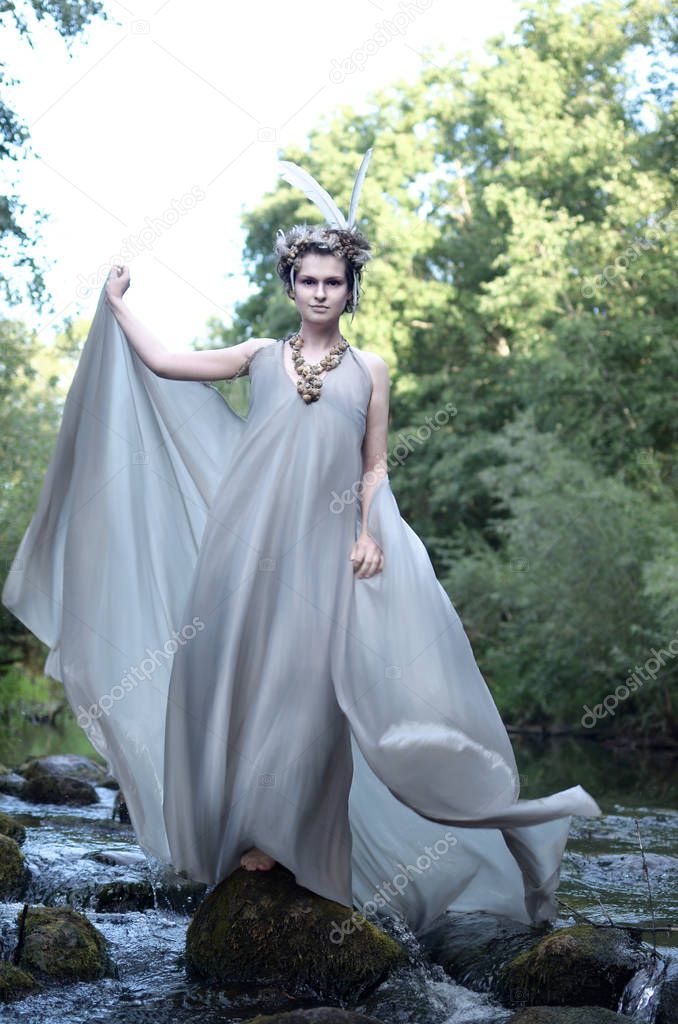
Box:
[185,865,407,1002]
[498,924,650,1008]
[18,754,108,785]
[0,770,26,798]
[22,773,99,806]
[16,755,104,806]
[656,958,678,1024]
[0,810,26,845]
[94,877,207,913]
[245,1010,387,1023]
[0,962,41,1003]
[420,910,546,992]
[507,1008,633,1022]
[16,905,115,982]
[0,834,30,900]
[85,849,147,867]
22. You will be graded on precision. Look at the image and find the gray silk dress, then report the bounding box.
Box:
[2,283,602,935]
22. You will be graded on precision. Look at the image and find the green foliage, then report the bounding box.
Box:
[1,1,109,308]
[642,524,678,633]
[206,0,677,739]
[0,665,61,714]
[2,0,676,741]
[443,410,676,737]
[0,315,77,666]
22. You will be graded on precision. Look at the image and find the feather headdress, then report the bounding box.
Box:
[276,148,373,316]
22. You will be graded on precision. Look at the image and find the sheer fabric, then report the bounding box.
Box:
[2,283,601,935]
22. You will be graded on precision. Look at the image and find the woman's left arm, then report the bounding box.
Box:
[359,354,390,528]
[349,353,390,579]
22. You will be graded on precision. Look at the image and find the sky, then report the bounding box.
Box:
[2,0,528,353]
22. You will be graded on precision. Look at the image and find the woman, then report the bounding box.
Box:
[2,151,602,936]
[104,221,387,878]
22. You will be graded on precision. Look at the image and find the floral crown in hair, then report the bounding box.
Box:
[274,148,373,319]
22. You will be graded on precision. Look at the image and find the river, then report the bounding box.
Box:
[0,717,675,1023]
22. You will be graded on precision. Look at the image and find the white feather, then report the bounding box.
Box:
[348,147,373,227]
[277,160,347,229]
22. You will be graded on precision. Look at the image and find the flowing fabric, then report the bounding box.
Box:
[2,282,602,935]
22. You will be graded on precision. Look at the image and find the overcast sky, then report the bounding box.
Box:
[2,0,527,352]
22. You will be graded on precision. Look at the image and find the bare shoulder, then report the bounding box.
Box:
[242,336,278,366]
[357,349,388,369]
[353,348,390,387]
[247,337,278,355]
[225,337,278,380]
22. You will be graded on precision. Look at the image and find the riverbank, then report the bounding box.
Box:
[0,746,675,1023]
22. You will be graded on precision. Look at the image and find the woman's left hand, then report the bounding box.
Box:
[349,533,384,579]
[106,265,131,304]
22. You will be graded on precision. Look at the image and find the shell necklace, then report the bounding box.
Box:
[288,331,349,403]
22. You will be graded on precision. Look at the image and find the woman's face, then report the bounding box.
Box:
[292,252,351,325]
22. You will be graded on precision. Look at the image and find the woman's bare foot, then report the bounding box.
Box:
[240,846,276,871]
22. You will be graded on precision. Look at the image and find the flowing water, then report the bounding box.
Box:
[0,718,675,1024]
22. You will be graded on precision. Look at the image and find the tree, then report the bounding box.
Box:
[207,0,677,738]
[1,0,109,309]
[0,311,84,668]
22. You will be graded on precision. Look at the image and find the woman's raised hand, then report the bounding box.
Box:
[105,264,131,304]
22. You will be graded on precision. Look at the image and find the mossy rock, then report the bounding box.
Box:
[0,961,42,1003]
[94,877,206,913]
[0,811,26,845]
[507,1008,634,1023]
[186,865,407,1002]
[498,924,649,1008]
[0,834,30,900]
[244,1008,386,1023]
[94,880,156,912]
[18,754,108,785]
[22,773,99,806]
[420,910,547,993]
[16,905,115,981]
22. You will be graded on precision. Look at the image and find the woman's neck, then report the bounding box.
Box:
[296,319,345,357]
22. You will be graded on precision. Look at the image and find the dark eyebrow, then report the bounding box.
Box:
[301,274,345,281]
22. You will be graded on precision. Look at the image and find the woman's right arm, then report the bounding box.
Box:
[105,265,272,382]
